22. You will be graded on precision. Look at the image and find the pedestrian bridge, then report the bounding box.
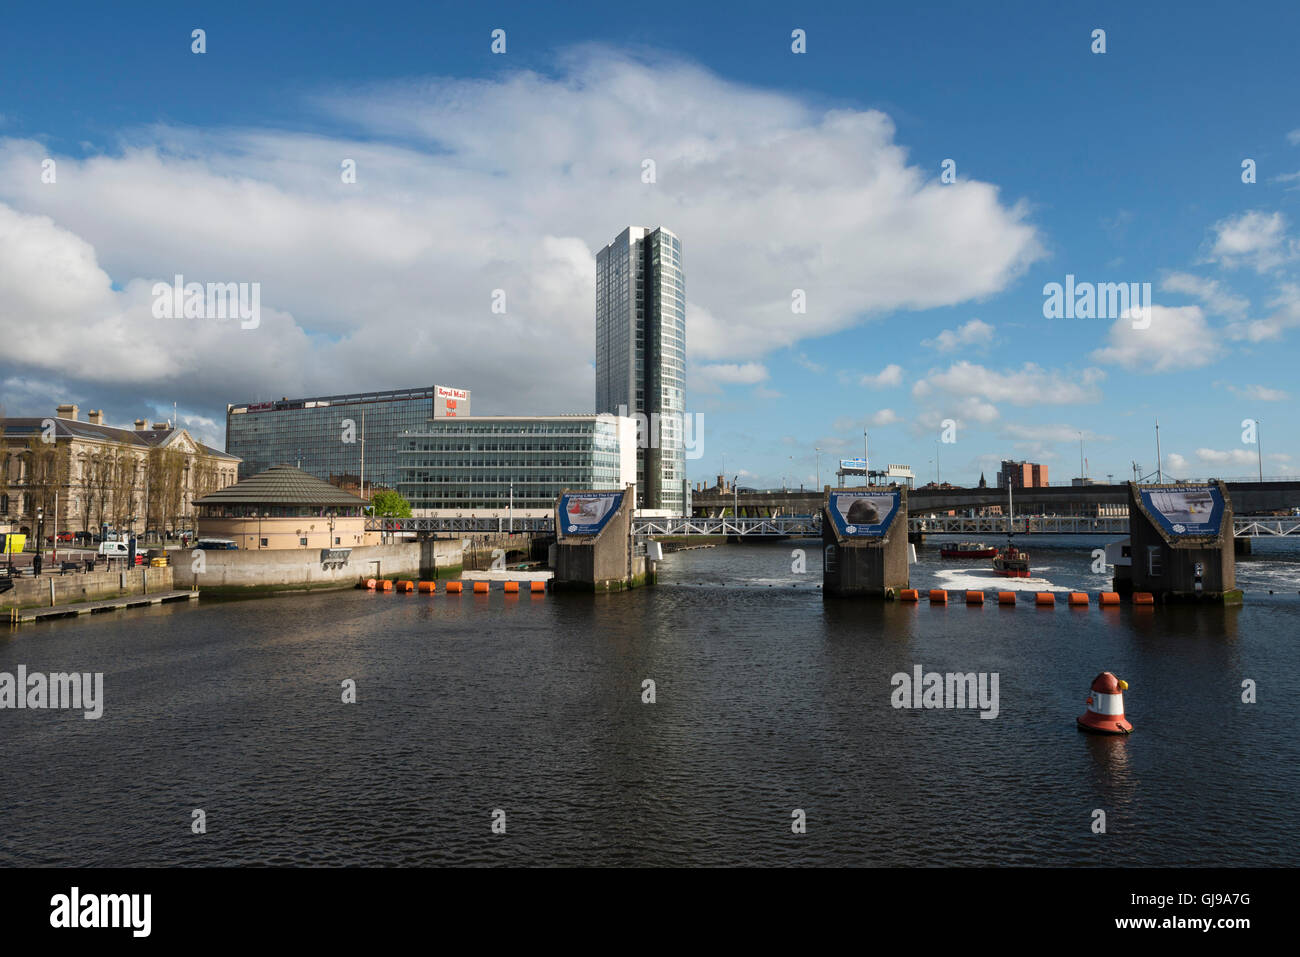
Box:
[367,514,1300,538]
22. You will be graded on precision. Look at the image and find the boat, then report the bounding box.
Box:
[992,543,1031,577]
[940,541,998,558]
[991,480,1031,577]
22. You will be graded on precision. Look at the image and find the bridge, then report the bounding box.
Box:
[367,514,1300,539]
[691,481,1300,518]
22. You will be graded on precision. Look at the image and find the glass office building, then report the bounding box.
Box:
[226,386,470,489]
[596,226,685,513]
[397,415,636,513]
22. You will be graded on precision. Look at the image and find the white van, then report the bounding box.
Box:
[98,540,130,558]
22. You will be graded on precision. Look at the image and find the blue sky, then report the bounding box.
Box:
[1,0,1298,488]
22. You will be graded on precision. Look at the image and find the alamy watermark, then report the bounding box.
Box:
[151,274,260,329]
[1043,274,1150,329]
[891,665,999,719]
[597,405,705,460]
[0,666,103,719]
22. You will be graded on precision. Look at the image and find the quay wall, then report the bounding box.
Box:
[173,543,446,593]
[1,566,173,610]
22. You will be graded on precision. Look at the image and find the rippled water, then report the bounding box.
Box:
[2,535,1297,866]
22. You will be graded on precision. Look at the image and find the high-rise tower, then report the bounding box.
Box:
[595,226,685,512]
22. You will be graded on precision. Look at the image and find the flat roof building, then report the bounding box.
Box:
[225,385,470,490]
[397,415,637,516]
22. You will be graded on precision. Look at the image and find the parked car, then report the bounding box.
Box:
[194,538,238,550]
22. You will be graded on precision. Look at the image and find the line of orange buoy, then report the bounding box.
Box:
[898,590,1152,606]
[362,578,546,594]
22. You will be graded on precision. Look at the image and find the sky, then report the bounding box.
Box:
[1,0,1298,489]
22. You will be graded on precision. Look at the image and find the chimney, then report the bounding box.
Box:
[152,421,170,430]
[134,419,147,431]
[56,403,79,421]
[87,410,104,426]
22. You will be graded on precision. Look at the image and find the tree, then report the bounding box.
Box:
[0,412,8,517]
[369,489,412,518]
[109,444,140,530]
[24,437,68,534]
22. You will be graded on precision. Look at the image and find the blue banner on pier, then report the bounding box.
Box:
[558,491,624,537]
[1139,485,1225,536]
[826,490,900,537]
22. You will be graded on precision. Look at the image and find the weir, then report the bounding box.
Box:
[821,486,909,598]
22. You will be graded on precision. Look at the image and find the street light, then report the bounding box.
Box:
[1255,418,1263,482]
[815,447,822,490]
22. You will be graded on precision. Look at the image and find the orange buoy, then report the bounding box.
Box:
[365,578,377,590]
[473,581,489,594]
[965,590,984,605]
[396,580,415,593]
[1077,672,1134,735]
[445,581,463,594]
[1133,592,1155,605]
[418,581,436,593]
[1099,592,1120,606]
[899,589,920,602]
[1068,592,1090,606]
[997,591,1016,605]
[504,581,519,593]
[378,579,393,592]
[929,589,948,604]
[530,581,546,593]
[1035,592,1055,606]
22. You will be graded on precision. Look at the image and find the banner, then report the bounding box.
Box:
[557,491,624,536]
[1139,485,1225,536]
[1,533,26,554]
[826,491,900,537]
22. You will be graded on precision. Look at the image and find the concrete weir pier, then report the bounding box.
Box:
[551,485,653,592]
[822,486,909,598]
[1125,480,1242,604]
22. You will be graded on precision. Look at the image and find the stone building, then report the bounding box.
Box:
[0,403,240,541]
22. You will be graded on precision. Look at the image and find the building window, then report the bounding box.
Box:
[260,538,268,548]
[1147,546,1163,577]
[300,537,308,546]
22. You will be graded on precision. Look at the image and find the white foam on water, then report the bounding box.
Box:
[931,567,1072,592]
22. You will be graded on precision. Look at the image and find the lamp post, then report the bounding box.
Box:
[815,447,822,490]
[1256,418,1263,482]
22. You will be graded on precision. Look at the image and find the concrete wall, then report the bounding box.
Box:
[1,566,173,610]
[173,543,423,592]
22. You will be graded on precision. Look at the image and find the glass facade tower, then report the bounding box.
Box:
[225,386,468,489]
[595,226,685,512]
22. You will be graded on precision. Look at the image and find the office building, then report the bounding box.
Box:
[997,460,1049,489]
[595,226,685,513]
[397,415,637,517]
[225,386,470,489]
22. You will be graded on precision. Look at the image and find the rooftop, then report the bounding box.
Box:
[194,464,369,507]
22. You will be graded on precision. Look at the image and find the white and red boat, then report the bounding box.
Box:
[991,481,1031,577]
[940,541,998,559]
[992,543,1031,577]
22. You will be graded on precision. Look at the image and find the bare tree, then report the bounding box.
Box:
[109,444,139,530]
[24,437,69,535]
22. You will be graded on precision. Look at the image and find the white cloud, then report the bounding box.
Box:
[870,408,900,426]
[1225,282,1300,342]
[690,361,769,393]
[921,318,994,351]
[1091,304,1221,372]
[860,364,904,388]
[913,360,1104,405]
[1194,448,1260,467]
[1206,210,1297,273]
[0,48,1043,420]
[1288,129,1300,145]
[1000,423,1110,443]
[1160,272,1248,319]
[1217,382,1290,401]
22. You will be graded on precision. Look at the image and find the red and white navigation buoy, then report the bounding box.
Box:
[1077,671,1134,735]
